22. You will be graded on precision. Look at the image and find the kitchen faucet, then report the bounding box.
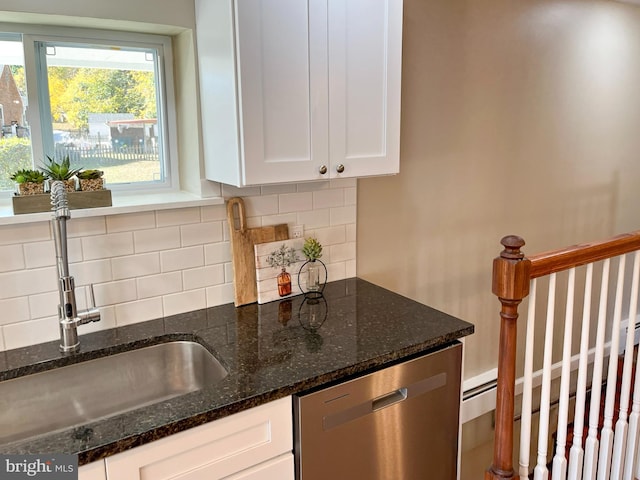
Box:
[50,180,101,353]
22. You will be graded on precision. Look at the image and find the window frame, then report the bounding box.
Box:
[0,22,180,195]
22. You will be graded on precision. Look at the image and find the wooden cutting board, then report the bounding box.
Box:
[227,197,289,306]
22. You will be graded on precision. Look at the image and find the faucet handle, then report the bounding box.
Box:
[88,283,97,309]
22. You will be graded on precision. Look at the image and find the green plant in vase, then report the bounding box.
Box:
[302,237,324,292]
[10,169,47,195]
[266,244,300,297]
[77,169,105,191]
[40,155,82,192]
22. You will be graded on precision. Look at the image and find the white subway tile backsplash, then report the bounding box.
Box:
[345,187,357,206]
[204,242,231,265]
[106,211,156,233]
[297,209,330,230]
[329,178,357,188]
[260,184,297,195]
[3,316,58,351]
[0,222,50,246]
[69,259,112,286]
[244,195,279,217]
[223,262,233,283]
[161,246,204,273]
[183,264,225,290]
[201,204,226,222]
[326,261,346,283]
[0,244,25,272]
[0,181,357,351]
[346,259,357,278]
[346,224,356,242]
[0,297,30,325]
[181,221,223,247]
[163,289,206,317]
[260,213,297,227]
[28,291,61,320]
[67,216,107,237]
[94,279,137,306]
[23,241,56,270]
[296,180,330,192]
[314,226,347,246]
[111,253,161,280]
[133,226,180,253]
[137,271,182,299]
[115,298,164,327]
[206,283,234,307]
[221,184,261,198]
[313,189,344,209]
[330,241,356,263]
[0,267,57,300]
[156,207,201,227]
[83,232,134,260]
[330,205,357,226]
[279,192,313,213]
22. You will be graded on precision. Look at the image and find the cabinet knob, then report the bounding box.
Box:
[336,164,345,174]
[319,165,328,175]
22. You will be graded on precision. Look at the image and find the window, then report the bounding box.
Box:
[0,27,177,193]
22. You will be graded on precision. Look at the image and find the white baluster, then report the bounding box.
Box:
[520,279,538,479]
[622,252,640,480]
[584,259,611,480]
[553,268,577,480]
[534,273,557,480]
[568,263,594,480]
[598,255,627,480]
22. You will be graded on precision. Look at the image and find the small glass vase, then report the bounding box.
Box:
[306,261,321,292]
[277,267,292,297]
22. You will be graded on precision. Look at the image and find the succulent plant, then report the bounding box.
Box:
[40,155,82,180]
[302,237,323,261]
[10,169,47,184]
[77,169,104,180]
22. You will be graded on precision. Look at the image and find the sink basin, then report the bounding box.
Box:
[0,340,228,444]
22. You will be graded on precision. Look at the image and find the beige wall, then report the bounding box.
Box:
[358,2,640,476]
[358,0,640,382]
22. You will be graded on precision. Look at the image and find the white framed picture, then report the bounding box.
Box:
[254,238,305,304]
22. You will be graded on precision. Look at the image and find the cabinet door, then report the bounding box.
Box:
[236,0,329,185]
[78,461,106,480]
[104,397,292,480]
[328,0,403,178]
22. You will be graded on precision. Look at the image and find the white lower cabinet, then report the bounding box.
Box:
[224,453,294,480]
[100,397,293,480]
[78,461,107,480]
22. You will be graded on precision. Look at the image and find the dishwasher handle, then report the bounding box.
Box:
[372,388,408,411]
[321,372,447,431]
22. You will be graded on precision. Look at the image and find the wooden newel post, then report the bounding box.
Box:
[485,235,531,480]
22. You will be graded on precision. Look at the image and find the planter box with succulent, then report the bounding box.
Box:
[10,169,47,196]
[41,155,81,192]
[9,156,112,215]
[77,169,105,191]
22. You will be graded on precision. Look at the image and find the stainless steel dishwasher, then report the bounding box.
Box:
[294,342,462,480]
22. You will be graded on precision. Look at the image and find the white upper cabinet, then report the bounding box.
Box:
[196,0,403,187]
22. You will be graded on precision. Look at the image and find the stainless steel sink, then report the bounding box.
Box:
[0,341,228,444]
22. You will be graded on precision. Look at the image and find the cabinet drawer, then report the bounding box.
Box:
[224,453,294,480]
[105,397,292,480]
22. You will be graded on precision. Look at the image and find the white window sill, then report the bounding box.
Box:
[0,190,224,226]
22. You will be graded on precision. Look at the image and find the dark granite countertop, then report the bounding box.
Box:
[0,278,474,465]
